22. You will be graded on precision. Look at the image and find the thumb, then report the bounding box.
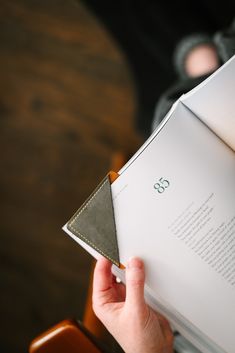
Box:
[125,257,146,310]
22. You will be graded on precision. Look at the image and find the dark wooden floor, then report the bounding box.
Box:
[0,1,142,352]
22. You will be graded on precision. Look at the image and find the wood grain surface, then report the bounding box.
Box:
[0,1,142,351]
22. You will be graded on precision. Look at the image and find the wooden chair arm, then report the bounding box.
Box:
[29,319,104,353]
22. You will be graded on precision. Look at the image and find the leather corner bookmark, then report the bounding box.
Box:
[67,172,120,267]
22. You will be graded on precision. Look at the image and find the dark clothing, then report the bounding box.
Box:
[152,17,235,130]
[81,0,235,136]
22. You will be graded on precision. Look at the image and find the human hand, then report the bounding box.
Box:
[92,256,173,353]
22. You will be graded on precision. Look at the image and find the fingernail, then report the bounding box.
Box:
[127,257,143,269]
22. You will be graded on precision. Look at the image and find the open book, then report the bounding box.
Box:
[63,55,235,353]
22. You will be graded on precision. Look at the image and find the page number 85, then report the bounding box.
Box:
[154,178,170,194]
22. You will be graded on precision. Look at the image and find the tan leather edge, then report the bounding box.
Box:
[29,319,77,352]
[108,170,119,183]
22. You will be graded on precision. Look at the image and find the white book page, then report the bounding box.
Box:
[181,54,235,151]
[113,265,220,353]
[111,102,235,353]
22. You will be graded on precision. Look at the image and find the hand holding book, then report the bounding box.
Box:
[93,256,173,353]
[64,55,235,353]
